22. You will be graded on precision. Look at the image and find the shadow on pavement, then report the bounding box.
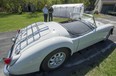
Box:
[12,40,116,76]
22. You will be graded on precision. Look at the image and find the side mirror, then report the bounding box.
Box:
[11,37,16,42]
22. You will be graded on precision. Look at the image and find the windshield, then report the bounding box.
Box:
[81,14,97,28]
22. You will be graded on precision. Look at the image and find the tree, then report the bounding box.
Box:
[0,0,91,13]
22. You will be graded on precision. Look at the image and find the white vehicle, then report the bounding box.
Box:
[52,3,84,19]
[4,14,114,76]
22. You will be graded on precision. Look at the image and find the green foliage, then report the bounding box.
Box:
[0,0,23,13]
[0,0,91,13]
[18,6,22,14]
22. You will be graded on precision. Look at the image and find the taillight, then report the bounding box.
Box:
[3,58,11,65]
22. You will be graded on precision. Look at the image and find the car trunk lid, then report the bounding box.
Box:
[13,22,50,55]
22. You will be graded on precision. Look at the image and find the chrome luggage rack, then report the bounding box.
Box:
[14,22,49,54]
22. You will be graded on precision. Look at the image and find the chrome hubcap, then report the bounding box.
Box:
[48,52,66,68]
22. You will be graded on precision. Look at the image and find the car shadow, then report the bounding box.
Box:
[17,40,116,76]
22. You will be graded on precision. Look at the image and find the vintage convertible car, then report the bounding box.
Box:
[4,14,114,76]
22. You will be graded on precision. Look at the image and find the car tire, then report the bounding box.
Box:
[41,48,70,71]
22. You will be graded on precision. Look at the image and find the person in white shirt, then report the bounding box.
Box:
[42,5,48,22]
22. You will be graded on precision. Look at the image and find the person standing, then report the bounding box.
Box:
[42,5,48,22]
[48,6,54,21]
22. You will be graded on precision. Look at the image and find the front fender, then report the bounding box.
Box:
[9,37,74,75]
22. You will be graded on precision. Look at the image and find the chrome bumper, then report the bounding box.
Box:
[4,65,10,76]
[4,49,12,76]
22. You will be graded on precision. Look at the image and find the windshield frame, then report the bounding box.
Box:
[81,14,97,28]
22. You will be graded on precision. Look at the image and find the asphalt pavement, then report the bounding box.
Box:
[0,15,116,76]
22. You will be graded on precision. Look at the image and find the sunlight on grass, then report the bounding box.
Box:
[0,12,68,32]
[86,49,116,76]
[94,14,105,18]
[71,49,116,76]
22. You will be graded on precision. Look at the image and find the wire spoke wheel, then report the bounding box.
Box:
[41,48,70,71]
[48,52,66,69]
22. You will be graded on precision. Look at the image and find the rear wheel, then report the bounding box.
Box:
[41,48,70,71]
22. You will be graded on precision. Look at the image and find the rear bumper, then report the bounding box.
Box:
[4,47,13,76]
[4,65,10,76]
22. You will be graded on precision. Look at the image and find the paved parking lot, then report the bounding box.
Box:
[0,16,116,76]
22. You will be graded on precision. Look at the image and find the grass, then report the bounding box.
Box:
[85,49,116,76]
[0,12,105,32]
[0,12,68,32]
[93,14,105,18]
[71,49,116,76]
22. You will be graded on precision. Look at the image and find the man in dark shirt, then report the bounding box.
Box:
[48,6,54,21]
[42,5,48,22]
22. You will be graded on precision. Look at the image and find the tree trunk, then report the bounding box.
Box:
[64,0,68,3]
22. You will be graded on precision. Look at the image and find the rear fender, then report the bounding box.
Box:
[8,37,74,74]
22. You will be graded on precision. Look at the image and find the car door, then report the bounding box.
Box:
[76,29,97,51]
[71,21,98,52]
